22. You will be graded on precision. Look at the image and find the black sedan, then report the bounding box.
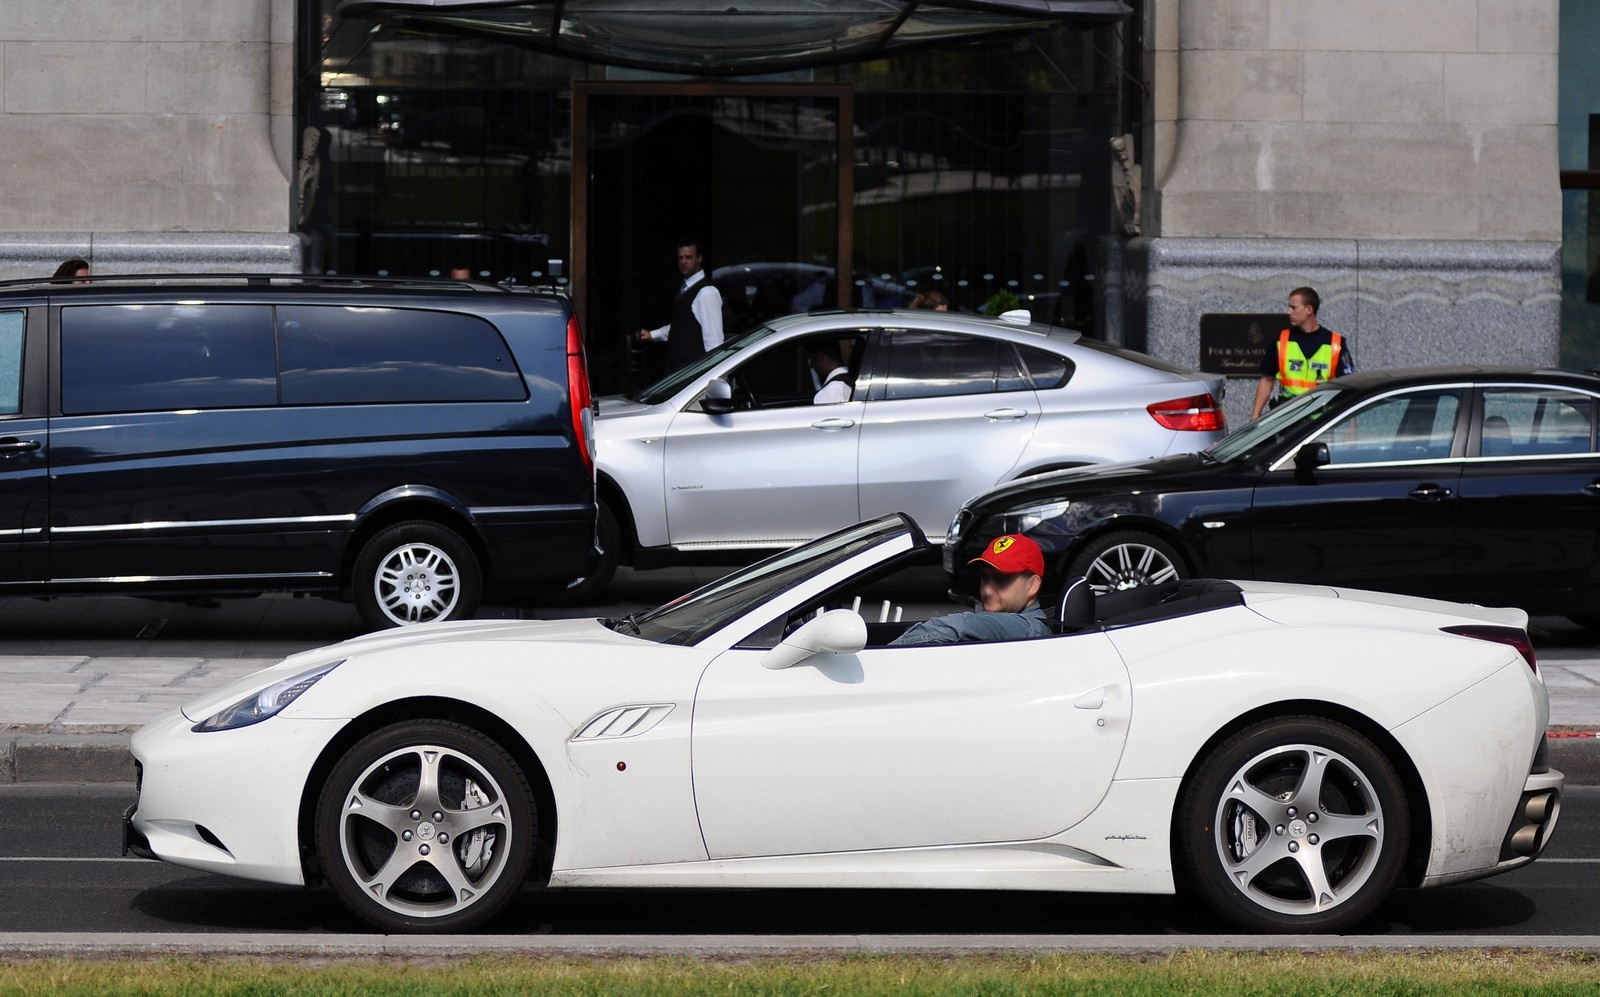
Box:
[945,366,1600,621]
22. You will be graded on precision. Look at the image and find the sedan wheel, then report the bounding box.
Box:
[354,521,482,629]
[1066,530,1185,595]
[1177,716,1409,933]
[315,721,536,933]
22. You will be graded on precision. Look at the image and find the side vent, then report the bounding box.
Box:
[573,704,675,741]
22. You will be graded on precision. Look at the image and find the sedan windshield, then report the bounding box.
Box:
[621,515,917,646]
[631,324,778,404]
[1205,386,1346,464]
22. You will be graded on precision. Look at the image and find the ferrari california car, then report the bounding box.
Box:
[126,514,1561,935]
[945,366,1600,619]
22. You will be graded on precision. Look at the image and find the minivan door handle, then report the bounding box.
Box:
[0,437,41,454]
[984,407,1029,421]
[1408,483,1452,501]
[810,417,856,431]
[1584,479,1600,495]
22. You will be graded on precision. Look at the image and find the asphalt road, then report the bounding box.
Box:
[0,783,1593,937]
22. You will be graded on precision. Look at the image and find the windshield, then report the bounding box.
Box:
[1205,386,1347,464]
[625,515,917,646]
[631,324,779,404]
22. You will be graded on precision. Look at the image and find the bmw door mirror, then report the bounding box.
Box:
[1295,441,1331,472]
[760,609,868,670]
[701,377,735,415]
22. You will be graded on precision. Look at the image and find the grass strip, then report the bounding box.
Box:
[2,950,1600,996]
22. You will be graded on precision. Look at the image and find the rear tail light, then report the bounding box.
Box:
[1441,625,1537,674]
[566,313,595,475]
[1148,393,1225,432]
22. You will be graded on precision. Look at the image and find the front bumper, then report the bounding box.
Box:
[124,706,348,886]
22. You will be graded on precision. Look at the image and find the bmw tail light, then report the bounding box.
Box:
[1148,393,1225,432]
[1442,625,1537,674]
[567,313,595,475]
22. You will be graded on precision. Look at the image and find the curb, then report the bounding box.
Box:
[7,732,1599,787]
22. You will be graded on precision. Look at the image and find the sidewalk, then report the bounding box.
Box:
[1,591,1597,784]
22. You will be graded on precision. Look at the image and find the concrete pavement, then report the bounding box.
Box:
[1,579,1596,783]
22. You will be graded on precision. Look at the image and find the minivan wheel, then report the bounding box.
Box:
[538,501,620,607]
[354,521,482,629]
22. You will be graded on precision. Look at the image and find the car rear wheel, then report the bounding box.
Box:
[315,720,537,933]
[353,521,482,629]
[1065,530,1185,595]
[538,500,620,607]
[1176,716,1410,933]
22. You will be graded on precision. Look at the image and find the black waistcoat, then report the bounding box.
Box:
[667,276,711,371]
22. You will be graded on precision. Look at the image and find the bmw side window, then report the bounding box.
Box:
[1016,345,1073,390]
[1478,387,1594,457]
[727,334,865,409]
[0,311,22,415]
[1321,389,1462,465]
[881,331,1001,400]
[278,306,525,405]
[61,305,277,415]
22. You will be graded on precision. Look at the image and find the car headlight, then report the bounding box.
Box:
[947,508,969,544]
[192,660,344,732]
[1005,500,1070,534]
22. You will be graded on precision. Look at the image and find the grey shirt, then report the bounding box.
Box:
[889,603,1052,646]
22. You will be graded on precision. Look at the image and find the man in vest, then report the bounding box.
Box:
[1249,286,1355,420]
[638,236,725,373]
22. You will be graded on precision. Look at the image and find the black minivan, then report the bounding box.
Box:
[0,274,597,629]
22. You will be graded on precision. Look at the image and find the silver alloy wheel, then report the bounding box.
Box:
[1212,742,1386,918]
[1083,541,1180,593]
[372,542,460,626]
[336,743,513,920]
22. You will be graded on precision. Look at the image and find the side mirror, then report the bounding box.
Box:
[1294,441,1330,471]
[700,377,734,415]
[760,609,867,670]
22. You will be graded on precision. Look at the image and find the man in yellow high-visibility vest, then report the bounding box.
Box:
[1249,286,1355,420]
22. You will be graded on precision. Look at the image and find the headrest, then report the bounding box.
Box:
[1056,575,1095,633]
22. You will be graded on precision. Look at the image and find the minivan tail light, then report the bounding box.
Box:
[566,314,595,475]
[1148,393,1225,432]
[1441,625,1537,674]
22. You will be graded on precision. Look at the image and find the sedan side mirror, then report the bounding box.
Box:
[1294,441,1330,471]
[701,377,735,415]
[760,609,867,670]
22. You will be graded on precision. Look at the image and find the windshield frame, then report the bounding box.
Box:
[1204,385,1348,465]
[626,514,924,647]
[631,323,780,405]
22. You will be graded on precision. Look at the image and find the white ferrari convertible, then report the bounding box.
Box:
[125,514,1563,934]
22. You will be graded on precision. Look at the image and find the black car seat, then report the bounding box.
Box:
[1055,575,1095,633]
[1482,414,1513,456]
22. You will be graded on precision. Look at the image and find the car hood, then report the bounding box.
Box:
[179,617,631,723]
[595,394,657,419]
[968,451,1218,512]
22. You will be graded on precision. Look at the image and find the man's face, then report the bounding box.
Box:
[1286,294,1315,330]
[676,245,703,277]
[977,569,1040,613]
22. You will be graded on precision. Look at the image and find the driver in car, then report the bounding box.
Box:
[890,534,1051,645]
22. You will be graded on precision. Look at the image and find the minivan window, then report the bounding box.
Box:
[61,305,277,414]
[277,306,526,405]
[0,311,22,415]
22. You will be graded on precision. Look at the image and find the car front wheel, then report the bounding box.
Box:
[314,720,538,933]
[1176,716,1410,933]
[1065,530,1185,595]
[353,521,482,629]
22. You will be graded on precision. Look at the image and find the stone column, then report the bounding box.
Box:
[1134,0,1560,424]
[0,0,301,277]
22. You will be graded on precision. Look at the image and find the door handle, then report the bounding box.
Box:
[983,407,1029,421]
[1585,480,1600,495]
[1408,483,1452,501]
[810,418,855,431]
[0,438,40,454]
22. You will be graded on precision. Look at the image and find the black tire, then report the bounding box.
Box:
[315,720,538,933]
[538,501,620,607]
[353,521,481,629]
[1065,530,1186,595]
[1175,715,1410,933]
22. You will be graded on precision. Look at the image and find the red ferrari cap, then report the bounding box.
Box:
[968,533,1044,576]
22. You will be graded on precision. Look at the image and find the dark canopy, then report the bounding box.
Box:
[335,0,1133,76]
